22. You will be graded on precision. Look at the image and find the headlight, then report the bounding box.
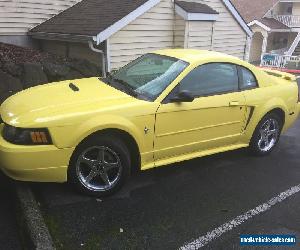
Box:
[2,124,52,145]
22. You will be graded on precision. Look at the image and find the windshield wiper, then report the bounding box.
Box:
[108,76,138,97]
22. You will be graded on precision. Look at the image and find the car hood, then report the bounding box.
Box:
[0,77,140,127]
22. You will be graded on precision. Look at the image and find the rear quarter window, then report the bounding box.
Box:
[239,67,258,90]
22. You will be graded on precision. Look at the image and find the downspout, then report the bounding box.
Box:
[88,41,106,78]
[211,22,215,50]
[172,0,176,48]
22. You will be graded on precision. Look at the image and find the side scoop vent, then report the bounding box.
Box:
[262,68,296,82]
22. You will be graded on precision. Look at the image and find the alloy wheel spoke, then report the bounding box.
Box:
[268,129,277,136]
[258,137,265,148]
[98,148,105,162]
[85,170,98,183]
[104,162,119,171]
[99,170,111,185]
[260,129,265,136]
[265,120,271,131]
[271,119,277,129]
[80,156,97,167]
[264,136,270,145]
[259,130,268,143]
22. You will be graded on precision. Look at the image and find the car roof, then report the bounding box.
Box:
[153,49,241,65]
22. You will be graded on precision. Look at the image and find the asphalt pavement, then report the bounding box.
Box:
[0,174,22,250]
[32,118,300,250]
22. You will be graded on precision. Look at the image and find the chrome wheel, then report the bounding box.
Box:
[76,146,122,192]
[258,118,280,152]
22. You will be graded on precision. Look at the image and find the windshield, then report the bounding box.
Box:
[106,53,189,101]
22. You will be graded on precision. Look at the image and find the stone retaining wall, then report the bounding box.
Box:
[0,43,101,104]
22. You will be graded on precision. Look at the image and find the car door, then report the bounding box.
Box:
[154,63,247,162]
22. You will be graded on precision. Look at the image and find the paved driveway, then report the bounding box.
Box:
[32,119,300,250]
[0,174,22,250]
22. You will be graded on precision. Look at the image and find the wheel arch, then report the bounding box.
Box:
[268,108,285,125]
[247,106,286,143]
[71,128,141,174]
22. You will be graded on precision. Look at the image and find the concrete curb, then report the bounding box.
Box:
[14,182,55,250]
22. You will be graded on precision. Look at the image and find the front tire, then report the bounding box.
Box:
[68,134,131,197]
[249,113,283,156]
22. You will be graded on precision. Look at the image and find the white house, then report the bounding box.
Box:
[232,0,300,68]
[0,0,81,47]
[1,0,252,73]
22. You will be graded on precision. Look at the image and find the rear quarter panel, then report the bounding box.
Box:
[241,70,299,144]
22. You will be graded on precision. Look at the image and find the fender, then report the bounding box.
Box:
[50,114,145,153]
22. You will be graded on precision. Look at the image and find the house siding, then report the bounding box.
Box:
[174,14,185,48]
[109,0,248,69]
[292,3,300,15]
[183,0,247,59]
[187,21,214,50]
[109,0,175,69]
[0,0,80,36]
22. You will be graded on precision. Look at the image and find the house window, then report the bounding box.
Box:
[286,3,293,14]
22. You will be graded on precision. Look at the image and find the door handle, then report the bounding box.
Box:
[229,101,240,107]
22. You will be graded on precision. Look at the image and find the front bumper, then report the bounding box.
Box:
[0,124,74,182]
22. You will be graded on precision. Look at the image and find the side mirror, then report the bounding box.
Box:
[170,90,194,103]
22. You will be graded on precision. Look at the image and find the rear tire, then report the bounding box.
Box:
[249,113,283,156]
[68,134,131,197]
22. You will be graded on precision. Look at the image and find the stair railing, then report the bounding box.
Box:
[285,32,300,56]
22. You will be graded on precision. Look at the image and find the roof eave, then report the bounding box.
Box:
[95,0,160,45]
[29,31,96,43]
[248,20,290,32]
[248,20,271,32]
[269,28,291,32]
[175,5,219,21]
[222,0,253,37]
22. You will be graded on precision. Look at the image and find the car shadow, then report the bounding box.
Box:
[31,147,249,208]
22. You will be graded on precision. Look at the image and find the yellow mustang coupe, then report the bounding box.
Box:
[0,49,299,197]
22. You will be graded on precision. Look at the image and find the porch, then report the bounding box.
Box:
[249,29,300,69]
[249,29,298,63]
[257,1,300,68]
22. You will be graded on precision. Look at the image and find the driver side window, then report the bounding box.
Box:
[179,63,239,97]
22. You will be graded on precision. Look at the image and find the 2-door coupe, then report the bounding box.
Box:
[0,50,299,196]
